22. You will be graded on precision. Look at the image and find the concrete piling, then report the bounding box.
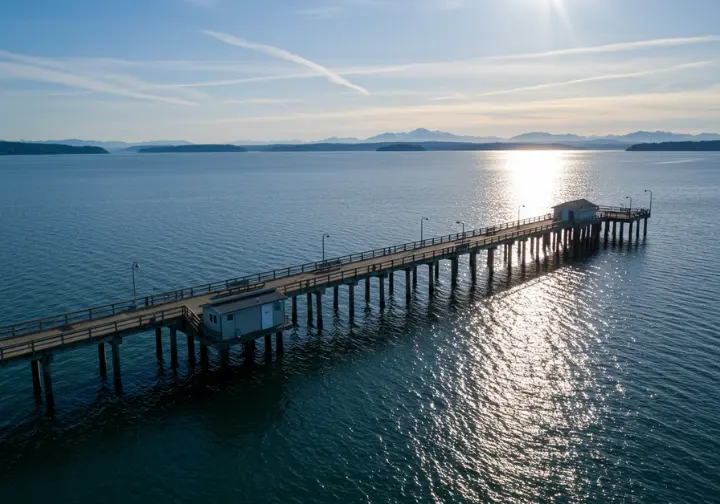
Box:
[292,296,298,325]
[487,248,495,275]
[333,286,339,312]
[200,343,209,370]
[434,261,440,280]
[644,218,648,237]
[307,292,313,324]
[220,348,230,372]
[389,272,394,295]
[412,267,418,288]
[187,335,196,363]
[265,334,272,359]
[451,257,459,286]
[636,220,640,240]
[470,251,477,283]
[365,278,371,303]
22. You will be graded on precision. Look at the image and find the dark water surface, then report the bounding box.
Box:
[0,151,719,503]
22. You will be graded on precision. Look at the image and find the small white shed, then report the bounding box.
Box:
[203,289,287,341]
[552,199,599,223]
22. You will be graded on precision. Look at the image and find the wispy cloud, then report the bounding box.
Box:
[223,98,302,105]
[472,61,714,98]
[0,60,196,105]
[489,35,720,61]
[202,30,370,96]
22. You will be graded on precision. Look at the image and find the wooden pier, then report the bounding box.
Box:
[0,205,650,413]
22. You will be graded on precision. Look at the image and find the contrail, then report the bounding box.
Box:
[202,30,370,96]
[475,61,714,97]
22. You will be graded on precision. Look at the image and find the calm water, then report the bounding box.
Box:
[0,151,719,503]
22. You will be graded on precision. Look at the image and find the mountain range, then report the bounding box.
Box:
[12,128,720,150]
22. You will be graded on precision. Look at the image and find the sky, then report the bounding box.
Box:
[0,0,719,142]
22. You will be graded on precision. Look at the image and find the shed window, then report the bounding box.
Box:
[227,314,234,321]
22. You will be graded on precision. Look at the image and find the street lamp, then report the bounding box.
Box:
[644,189,653,214]
[517,204,525,227]
[455,220,465,240]
[322,233,330,263]
[626,196,632,214]
[131,262,140,307]
[420,216,429,243]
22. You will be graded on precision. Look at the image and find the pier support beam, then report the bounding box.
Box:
[187,335,195,364]
[292,296,298,325]
[155,327,163,360]
[276,331,284,355]
[265,334,272,359]
[41,355,54,412]
[379,275,386,310]
[348,284,355,320]
[507,244,513,269]
[619,222,624,246]
[470,251,477,283]
[306,292,313,324]
[521,240,527,267]
[636,220,640,240]
[487,248,495,275]
[644,218,648,238]
[365,278,371,303]
[629,221,634,244]
[405,268,411,303]
[451,257,459,286]
[412,267,418,288]
[435,261,440,280]
[535,235,540,261]
[220,348,230,373]
[604,221,610,243]
[333,286,339,312]
[200,343,209,370]
[98,342,107,377]
[389,272,394,295]
[612,221,617,242]
[111,338,122,392]
[243,342,254,365]
[170,327,178,369]
[31,359,42,397]
[316,291,323,330]
[428,263,434,295]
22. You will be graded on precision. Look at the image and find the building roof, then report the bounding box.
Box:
[206,289,286,315]
[552,198,599,211]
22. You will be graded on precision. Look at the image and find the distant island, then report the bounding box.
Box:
[137,144,248,153]
[0,141,108,156]
[377,143,426,152]
[626,141,720,152]
[267,142,581,152]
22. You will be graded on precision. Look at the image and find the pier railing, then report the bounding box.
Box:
[0,213,553,339]
[0,306,187,363]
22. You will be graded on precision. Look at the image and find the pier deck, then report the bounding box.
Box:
[0,206,650,412]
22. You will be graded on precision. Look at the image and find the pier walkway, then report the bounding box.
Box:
[0,205,650,412]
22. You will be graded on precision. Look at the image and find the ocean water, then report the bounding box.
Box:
[0,151,719,503]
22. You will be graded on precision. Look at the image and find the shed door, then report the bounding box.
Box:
[261,304,274,329]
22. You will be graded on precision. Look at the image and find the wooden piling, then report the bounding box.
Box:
[155,327,162,360]
[434,261,440,280]
[220,348,230,372]
[31,359,42,397]
[98,342,107,377]
[41,355,54,412]
[276,331,284,355]
[170,326,178,369]
[348,283,355,320]
[379,275,386,310]
[316,291,323,330]
[111,338,122,392]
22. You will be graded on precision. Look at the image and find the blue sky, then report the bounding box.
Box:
[1,0,719,142]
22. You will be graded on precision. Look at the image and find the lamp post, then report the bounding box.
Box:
[131,262,140,307]
[420,217,429,244]
[517,204,525,227]
[322,233,330,263]
[644,189,653,214]
[456,220,465,241]
[626,196,632,214]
